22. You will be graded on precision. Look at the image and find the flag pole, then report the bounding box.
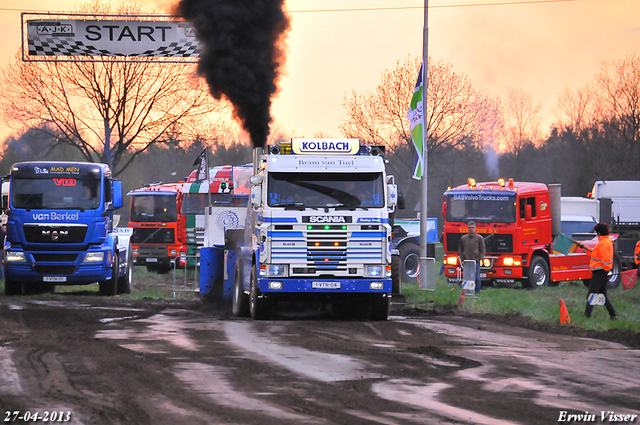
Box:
[206,148,212,209]
[419,0,430,289]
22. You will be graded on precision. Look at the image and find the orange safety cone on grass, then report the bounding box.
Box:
[560,299,571,324]
[457,289,466,306]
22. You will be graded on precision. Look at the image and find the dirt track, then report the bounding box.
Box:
[1,295,639,425]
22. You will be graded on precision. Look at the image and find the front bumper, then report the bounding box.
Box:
[258,278,392,293]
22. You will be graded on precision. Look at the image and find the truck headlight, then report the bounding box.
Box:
[269,281,283,290]
[502,257,521,266]
[370,281,384,290]
[365,265,383,277]
[266,264,288,277]
[445,256,458,266]
[5,251,27,262]
[84,252,104,263]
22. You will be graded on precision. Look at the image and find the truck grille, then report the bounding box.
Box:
[32,253,79,262]
[34,265,77,275]
[23,224,87,244]
[131,228,175,244]
[137,245,169,257]
[307,232,348,271]
[271,225,384,276]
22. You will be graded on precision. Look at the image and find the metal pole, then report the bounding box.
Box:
[206,148,212,208]
[419,0,431,289]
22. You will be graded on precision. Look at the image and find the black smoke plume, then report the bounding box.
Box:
[178,0,290,148]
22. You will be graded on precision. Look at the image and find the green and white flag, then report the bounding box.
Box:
[407,62,424,179]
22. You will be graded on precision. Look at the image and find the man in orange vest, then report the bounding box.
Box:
[635,239,640,270]
[581,223,617,320]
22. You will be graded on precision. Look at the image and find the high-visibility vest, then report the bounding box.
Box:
[589,235,613,272]
[635,240,640,265]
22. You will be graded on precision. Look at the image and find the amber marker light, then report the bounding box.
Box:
[445,256,458,266]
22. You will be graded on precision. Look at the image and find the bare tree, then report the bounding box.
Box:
[340,55,502,161]
[552,84,596,134]
[594,54,640,151]
[0,3,231,177]
[501,89,543,154]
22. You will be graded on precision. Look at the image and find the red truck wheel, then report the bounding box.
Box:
[526,256,549,289]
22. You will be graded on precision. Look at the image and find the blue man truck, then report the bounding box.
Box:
[227,139,399,320]
[2,161,133,295]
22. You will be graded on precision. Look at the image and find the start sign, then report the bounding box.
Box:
[25,17,200,59]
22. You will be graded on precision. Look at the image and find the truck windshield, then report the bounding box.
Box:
[11,177,100,210]
[267,172,385,208]
[447,193,517,223]
[130,194,178,222]
[181,193,248,214]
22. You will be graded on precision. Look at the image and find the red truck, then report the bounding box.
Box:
[127,182,187,273]
[442,178,621,289]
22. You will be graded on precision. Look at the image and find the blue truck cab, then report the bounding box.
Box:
[2,161,133,295]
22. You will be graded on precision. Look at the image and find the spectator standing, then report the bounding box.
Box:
[581,223,618,320]
[635,239,640,271]
[458,221,485,294]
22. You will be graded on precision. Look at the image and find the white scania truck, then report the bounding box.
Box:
[228,139,398,320]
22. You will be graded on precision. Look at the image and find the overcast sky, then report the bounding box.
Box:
[1,0,639,143]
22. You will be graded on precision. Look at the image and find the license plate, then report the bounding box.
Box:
[44,276,66,282]
[146,258,158,263]
[480,273,487,278]
[312,281,341,289]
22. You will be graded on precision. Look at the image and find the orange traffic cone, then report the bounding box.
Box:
[457,289,466,306]
[560,299,571,324]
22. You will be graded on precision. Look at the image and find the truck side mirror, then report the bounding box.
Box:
[251,185,262,208]
[111,181,123,209]
[387,184,398,209]
[525,204,532,221]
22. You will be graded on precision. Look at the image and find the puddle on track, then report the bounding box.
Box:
[173,362,323,423]
[372,380,522,425]
[96,313,201,352]
[402,318,640,416]
[223,321,377,382]
[0,347,23,396]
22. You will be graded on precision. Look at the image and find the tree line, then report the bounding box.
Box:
[343,54,640,225]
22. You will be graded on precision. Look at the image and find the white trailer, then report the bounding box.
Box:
[560,196,598,239]
[589,180,640,269]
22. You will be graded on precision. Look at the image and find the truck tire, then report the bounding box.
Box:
[606,253,622,290]
[250,264,271,320]
[4,278,22,295]
[100,252,119,296]
[583,253,622,289]
[526,255,549,289]
[232,260,250,317]
[369,294,390,321]
[391,254,401,294]
[117,246,133,294]
[399,243,420,283]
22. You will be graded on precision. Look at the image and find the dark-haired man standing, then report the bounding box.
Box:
[581,223,618,320]
[459,221,485,295]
